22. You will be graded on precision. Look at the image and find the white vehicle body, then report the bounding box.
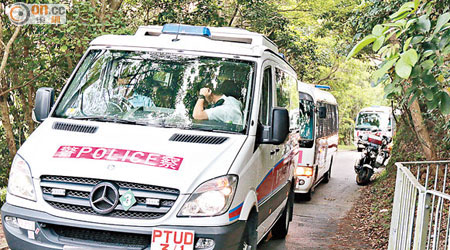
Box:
[293,84,338,200]
[2,25,300,250]
[354,106,395,151]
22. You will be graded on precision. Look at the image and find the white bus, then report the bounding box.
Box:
[354,106,395,151]
[293,84,338,201]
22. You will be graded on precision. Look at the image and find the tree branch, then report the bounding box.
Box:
[0,26,21,89]
[0,59,61,97]
[228,3,240,27]
[277,8,312,13]
[316,63,340,85]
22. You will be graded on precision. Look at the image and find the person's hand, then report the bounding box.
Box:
[199,88,212,98]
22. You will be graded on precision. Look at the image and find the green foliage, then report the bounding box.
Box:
[348,1,450,114]
[327,58,388,144]
[0,0,387,179]
[0,187,6,206]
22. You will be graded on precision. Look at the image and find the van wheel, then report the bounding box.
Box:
[240,211,257,250]
[295,189,311,202]
[272,189,294,239]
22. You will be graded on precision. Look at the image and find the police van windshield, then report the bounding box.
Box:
[356,112,381,129]
[54,50,255,133]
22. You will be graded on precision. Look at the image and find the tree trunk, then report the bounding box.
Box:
[408,98,436,160]
[27,84,35,132]
[0,94,16,160]
[444,88,450,124]
[23,45,35,133]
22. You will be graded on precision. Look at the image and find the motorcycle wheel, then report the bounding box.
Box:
[356,168,373,186]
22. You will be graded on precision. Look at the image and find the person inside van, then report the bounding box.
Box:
[193,80,243,124]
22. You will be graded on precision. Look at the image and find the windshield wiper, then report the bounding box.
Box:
[183,125,242,134]
[69,116,150,126]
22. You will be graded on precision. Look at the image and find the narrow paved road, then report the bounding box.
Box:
[260,150,361,250]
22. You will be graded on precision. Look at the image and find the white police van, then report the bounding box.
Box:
[1,24,300,250]
[354,106,394,152]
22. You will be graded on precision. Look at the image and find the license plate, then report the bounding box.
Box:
[151,228,194,250]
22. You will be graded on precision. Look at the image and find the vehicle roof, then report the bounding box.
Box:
[298,83,337,105]
[90,25,280,58]
[359,106,391,113]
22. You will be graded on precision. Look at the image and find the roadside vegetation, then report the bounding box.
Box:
[0,1,447,248]
[337,0,449,248]
[0,0,386,189]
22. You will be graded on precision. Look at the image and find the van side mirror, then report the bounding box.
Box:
[257,107,290,145]
[319,106,326,118]
[33,87,55,123]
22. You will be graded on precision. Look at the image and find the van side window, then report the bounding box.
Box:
[275,68,299,130]
[259,67,272,126]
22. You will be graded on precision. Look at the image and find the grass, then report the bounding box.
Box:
[338,144,357,151]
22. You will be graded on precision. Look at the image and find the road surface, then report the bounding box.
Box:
[260,150,361,249]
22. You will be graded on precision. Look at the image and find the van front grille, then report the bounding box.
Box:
[49,224,150,248]
[40,175,179,220]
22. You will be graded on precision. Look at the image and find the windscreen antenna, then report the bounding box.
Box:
[172,23,181,42]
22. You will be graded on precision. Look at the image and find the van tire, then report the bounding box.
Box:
[272,189,294,239]
[240,210,257,250]
[295,189,311,202]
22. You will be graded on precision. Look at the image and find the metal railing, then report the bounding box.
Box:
[389,161,450,250]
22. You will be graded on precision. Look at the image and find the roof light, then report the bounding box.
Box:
[279,53,285,59]
[162,24,211,37]
[315,84,331,90]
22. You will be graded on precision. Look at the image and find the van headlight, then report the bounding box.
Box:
[8,155,36,201]
[178,175,237,217]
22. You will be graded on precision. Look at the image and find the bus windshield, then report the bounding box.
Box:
[299,99,314,140]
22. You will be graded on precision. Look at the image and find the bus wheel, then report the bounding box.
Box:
[357,148,363,152]
[322,160,332,184]
[272,189,294,239]
[240,211,257,250]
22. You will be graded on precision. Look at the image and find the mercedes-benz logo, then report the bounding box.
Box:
[89,182,119,214]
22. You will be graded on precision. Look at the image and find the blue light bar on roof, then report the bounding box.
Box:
[315,84,331,90]
[162,24,211,37]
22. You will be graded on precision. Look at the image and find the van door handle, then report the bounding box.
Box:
[275,148,280,153]
[270,150,276,155]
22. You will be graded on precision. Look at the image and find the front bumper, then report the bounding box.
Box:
[1,203,245,250]
[293,176,313,193]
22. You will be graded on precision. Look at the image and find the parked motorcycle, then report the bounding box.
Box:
[354,134,392,185]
